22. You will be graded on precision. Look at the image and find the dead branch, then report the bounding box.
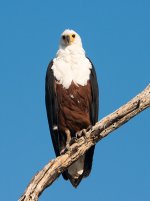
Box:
[19,84,150,201]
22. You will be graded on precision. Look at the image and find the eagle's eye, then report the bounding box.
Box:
[72,34,75,38]
[62,35,65,40]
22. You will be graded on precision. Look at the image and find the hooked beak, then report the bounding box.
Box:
[65,35,70,45]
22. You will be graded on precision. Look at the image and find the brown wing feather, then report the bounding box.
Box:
[83,58,99,178]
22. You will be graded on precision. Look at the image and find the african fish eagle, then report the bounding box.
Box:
[45,29,99,187]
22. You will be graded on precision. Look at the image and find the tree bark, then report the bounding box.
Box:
[19,84,150,201]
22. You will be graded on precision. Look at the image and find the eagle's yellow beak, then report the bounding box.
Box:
[63,34,76,45]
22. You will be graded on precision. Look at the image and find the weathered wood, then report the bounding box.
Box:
[19,84,150,201]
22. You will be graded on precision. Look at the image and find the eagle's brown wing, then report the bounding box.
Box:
[45,60,61,157]
[83,58,99,177]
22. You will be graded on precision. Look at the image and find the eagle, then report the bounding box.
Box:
[45,29,99,187]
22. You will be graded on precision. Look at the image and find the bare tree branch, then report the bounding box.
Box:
[19,84,150,201]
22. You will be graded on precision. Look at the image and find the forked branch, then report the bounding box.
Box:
[19,84,150,201]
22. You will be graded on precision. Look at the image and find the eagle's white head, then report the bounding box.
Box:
[52,29,92,89]
[59,29,82,49]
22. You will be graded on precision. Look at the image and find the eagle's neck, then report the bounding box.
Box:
[52,45,92,89]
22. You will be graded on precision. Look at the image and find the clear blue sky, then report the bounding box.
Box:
[0,0,150,201]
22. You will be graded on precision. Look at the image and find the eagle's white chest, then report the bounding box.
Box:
[52,48,92,89]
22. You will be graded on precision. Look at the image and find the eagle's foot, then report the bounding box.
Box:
[82,129,88,143]
[75,129,88,144]
[60,129,78,154]
[66,143,71,151]
[60,148,68,155]
[76,125,92,139]
[86,125,92,131]
[69,137,77,146]
[66,142,75,152]
[76,129,87,138]
[60,146,73,155]
[60,144,74,155]
[76,130,83,138]
[82,129,87,137]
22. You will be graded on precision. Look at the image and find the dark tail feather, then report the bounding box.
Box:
[68,174,83,188]
[62,171,68,180]
[62,145,95,187]
[83,145,95,177]
[62,171,83,188]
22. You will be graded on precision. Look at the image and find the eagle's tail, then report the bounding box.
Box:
[68,174,83,188]
[62,155,85,187]
[62,146,95,187]
[62,171,84,188]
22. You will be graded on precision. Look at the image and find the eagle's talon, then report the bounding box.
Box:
[67,144,78,153]
[69,137,77,146]
[76,128,88,138]
[76,130,83,138]
[60,148,68,155]
[60,144,72,154]
[66,143,72,151]
[82,129,87,136]
[76,129,88,143]
[86,125,92,132]
[82,129,88,143]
